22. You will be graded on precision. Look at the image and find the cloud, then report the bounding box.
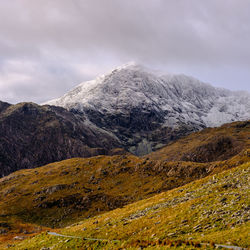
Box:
[0,0,250,103]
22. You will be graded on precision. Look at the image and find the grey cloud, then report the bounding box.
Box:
[0,0,250,103]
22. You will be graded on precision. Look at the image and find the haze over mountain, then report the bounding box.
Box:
[45,63,250,155]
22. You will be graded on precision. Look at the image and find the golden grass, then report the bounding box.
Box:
[11,162,250,249]
[148,120,250,162]
[0,120,249,248]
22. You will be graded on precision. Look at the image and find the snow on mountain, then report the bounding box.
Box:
[46,63,250,127]
[44,63,250,155]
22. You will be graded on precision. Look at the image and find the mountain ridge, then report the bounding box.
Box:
[0,102,120,177]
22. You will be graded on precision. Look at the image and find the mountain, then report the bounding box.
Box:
[45,63,250,155]
[1,62,249,176]
[0,101,121,177]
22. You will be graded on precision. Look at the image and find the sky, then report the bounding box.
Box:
[0,0,250,104]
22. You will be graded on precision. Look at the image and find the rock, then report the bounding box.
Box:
[0,228,8,234]
[167,233,175,237]
[6,245,15,248]
[13,236,26,240]
[220,197,227,203]
[42,184,69,195]
[193,224,202,230]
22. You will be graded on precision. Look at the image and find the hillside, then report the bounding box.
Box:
[10,162,250,249]
[45,63,250,155]
[0,120,249,248]
[148,120,250,162]
[0,101,120,177]
[0,156,211,229]
[0,148,249,248]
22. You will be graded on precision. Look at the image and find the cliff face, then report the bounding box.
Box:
[0,102,120,177]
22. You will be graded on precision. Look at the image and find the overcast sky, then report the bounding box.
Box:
[0,0,250,104]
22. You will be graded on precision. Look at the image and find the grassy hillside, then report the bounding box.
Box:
[11,162,250,249]
[0,120,249,248]
[148,120,250,162]
[0,149,249,249]
[0,156,210,229]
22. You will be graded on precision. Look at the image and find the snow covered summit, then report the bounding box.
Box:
[45,63,250,155]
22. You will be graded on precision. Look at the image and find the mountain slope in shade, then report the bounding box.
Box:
[0,101,121,177]
[45,63,250,155]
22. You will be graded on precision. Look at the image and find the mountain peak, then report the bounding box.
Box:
[107,62,157,77]
[45,64,250,156]
[113,61,141,71]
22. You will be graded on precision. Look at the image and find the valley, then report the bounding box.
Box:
[0,120,249,249]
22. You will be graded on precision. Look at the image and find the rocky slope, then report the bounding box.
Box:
[0,156,210,228]
[0,101,120,177]
[0,148,248,247]
[45,63,250,155]
[8,162,250,249]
